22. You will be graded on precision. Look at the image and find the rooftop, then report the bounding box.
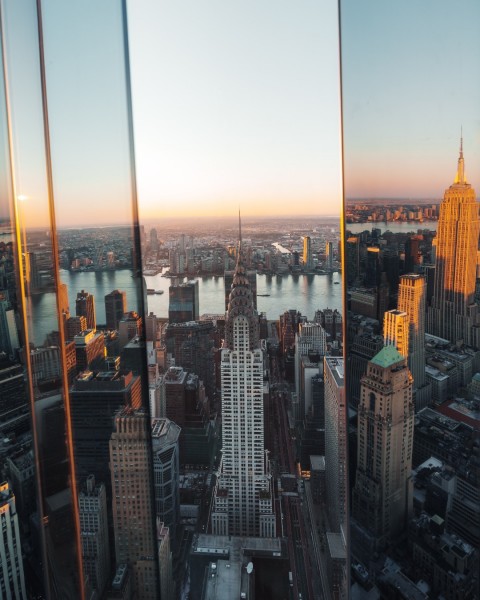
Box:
[370,345,404,368]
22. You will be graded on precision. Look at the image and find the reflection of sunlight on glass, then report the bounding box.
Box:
[17,195,29,252]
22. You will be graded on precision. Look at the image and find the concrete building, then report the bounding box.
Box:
[76,289,96,331]
[151,418,181,533]
[352,346,414,547]
[168,281,199,324]
[383,309,409,359]
[324,357,346,533]
[105,289,127,330]
[0,482,27,599]
[110,408,158,599]
[78,475,110,597]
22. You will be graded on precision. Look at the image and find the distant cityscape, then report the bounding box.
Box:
[1,151,479,599]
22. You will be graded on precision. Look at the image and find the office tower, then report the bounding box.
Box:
[110,408,158,600]
[212,238,275,538]
[66,315,87,340]
[404,236,421,273]
[79,475,110,597]
[224,269,257,310]
[165,320,215,403]
[148,364,165,420]
[383,309,409,359]
[164,366,188,427]
[324,357,346,532]
[428,141,480,345]
[74,330,106,372]
[168,281,199,323]
[0,360,29,435]
[157,521,174,600]
[58,282,70,317]
[0,293,19,358]
[70,370,142,490]
[346,236,360,285]
[24,251,41,294]
[347,333,384,408]
[302,235,314,270]
[365,247,381,287]
[0,482,27,599]
[118,311,142,348]
[151,418,181,532]
[150,228,159,252]
[105,289,127,330]
[352,346,414,547]
[325,240,333,270]
[76,289,96,331]
[398,274,427,391]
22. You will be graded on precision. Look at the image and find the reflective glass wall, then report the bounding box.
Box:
[341,1,480,598]
[0,0,152,597]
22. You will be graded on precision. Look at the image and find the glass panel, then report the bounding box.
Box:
[341,1,480,598]
[128,1,345,598]
[0,0,152,597]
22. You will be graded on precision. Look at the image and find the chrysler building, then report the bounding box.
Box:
[211,217,275,538]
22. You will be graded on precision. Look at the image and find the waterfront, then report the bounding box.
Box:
[29,269,342,345]
[346,221,436,234]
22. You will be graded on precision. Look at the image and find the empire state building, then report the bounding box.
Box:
[428,139,480,346]
[211,221,276,538]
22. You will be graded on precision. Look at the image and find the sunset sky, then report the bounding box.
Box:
[1,1,479,229]
[341,0,480,200]
[128,0,343,221]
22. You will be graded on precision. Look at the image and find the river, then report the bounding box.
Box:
[28,269,342,346]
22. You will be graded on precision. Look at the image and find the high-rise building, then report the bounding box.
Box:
[78,475,110,597]
[398,274,427,392]
[428,141,480,345]
[151,418,181,533]
[118,311,142,348]
[325,240,333,270]
[71,370,142,492]
[383,309,409,359]
[105,289,127,330]
[0,360,29,435]
[324,357,346,532]
[168,281,199,323]
[0,482,27,599]
[110,408,158,599]
[352,346,414,548]
[302,235,314,271]
[346,236,360,285]
[76,289,96,331]
[365,246,381,287]
[211,236,275,538]
[156,520,174,600]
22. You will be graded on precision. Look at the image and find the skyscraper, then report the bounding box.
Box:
[428,140,480,345]
[398,273,427,393]
[303,235,314,271]
[110,408,158,599]
[324,357,346,533]
[352,346,414,548]
[168,281,199,323]
[78,475,110,597]
[325,240,333,270]
[76,289,96,331]
[0,482,27,599]
[211,226,275,538]
[383,309,409,359]
[105,289,127,330]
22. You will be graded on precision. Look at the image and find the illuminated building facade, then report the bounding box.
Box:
[0,482,27,599]
[383,309,409,359]
[76,290,97,331]
[303,235,314,271]
[428,142,480,346]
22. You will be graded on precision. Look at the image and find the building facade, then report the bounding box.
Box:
[211,241,275,538]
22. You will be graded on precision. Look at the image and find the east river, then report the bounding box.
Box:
[28,269,342,346]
